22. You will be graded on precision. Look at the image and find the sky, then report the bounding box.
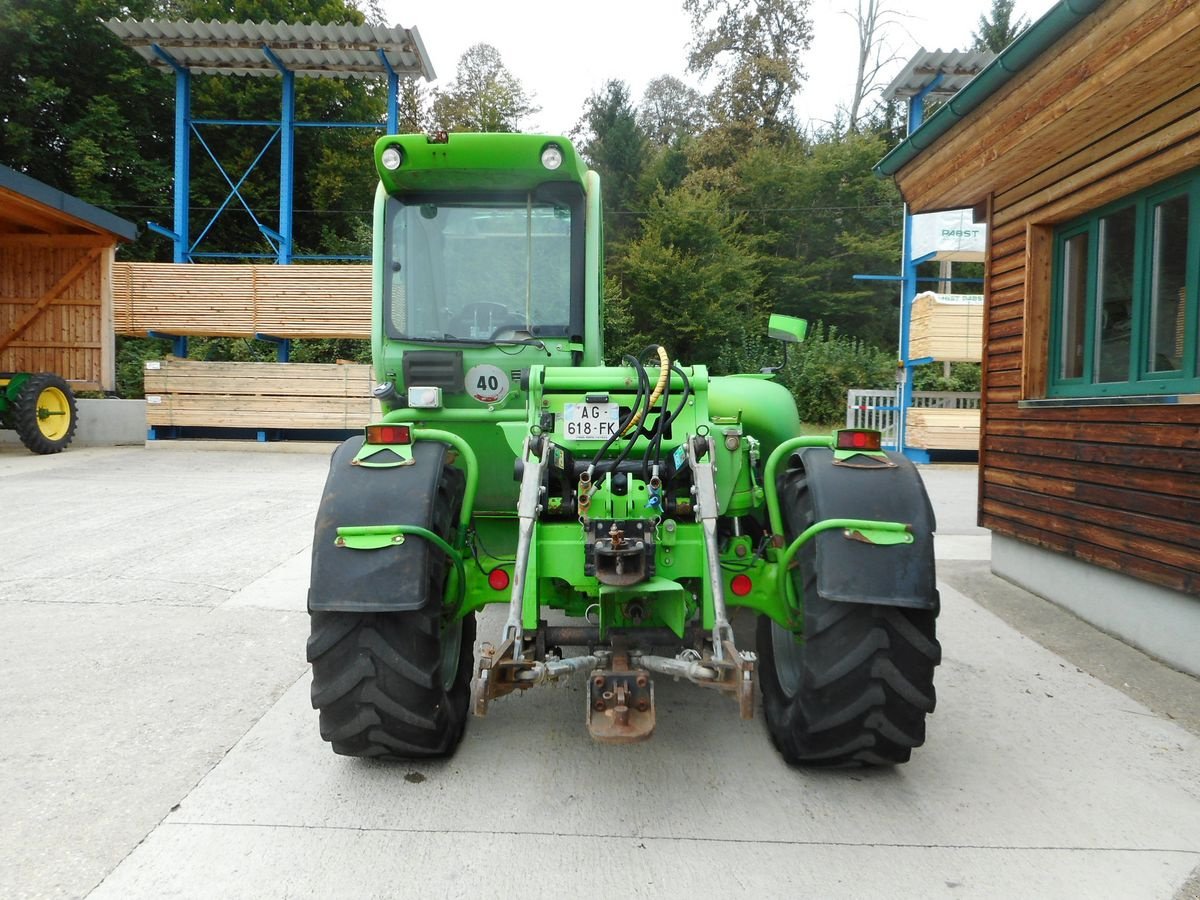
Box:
[381,0,1059,135]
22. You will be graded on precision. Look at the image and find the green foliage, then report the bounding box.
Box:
[575,81,649,247]
[0,0,386,262]
[115,337,173,398]
[431,44,538,133]
[912,362,982,393]
[683,0,813,139]
[781,324,894,425]
[971,0,1030,53]
[638,75,708,146]
[615,184,763,368]
[0,0,173,259]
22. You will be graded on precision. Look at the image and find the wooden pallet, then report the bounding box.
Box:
[143,358,379,431]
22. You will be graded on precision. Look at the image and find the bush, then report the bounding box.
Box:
[912,361,981,393]
[778,323,894,426]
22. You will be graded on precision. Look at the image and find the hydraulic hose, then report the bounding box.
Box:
[624,345,670,434]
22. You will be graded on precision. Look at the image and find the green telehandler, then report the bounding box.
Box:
[307,132,940,766]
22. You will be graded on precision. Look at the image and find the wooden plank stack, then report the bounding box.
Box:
[906,408,981,451]
[143,358,379,431]
[113,262,371,339]
[909,292,983,363]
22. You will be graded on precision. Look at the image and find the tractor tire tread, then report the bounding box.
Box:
[758,464,940,767]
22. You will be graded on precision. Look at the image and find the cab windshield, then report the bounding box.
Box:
[383,185,583,342]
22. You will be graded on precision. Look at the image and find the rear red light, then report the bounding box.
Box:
[730,574,752,596]
[488,568,510,591]
[365,424,411,444]
[835,429,882,452]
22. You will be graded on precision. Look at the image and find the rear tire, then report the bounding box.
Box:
[307,465,474,759]
[307,608,475,758]
[758,463,940,766]
[13,373,77,454]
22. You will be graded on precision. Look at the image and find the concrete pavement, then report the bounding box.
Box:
[1,446,1197,899]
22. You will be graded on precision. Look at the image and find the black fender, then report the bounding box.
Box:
[780,448,938,610]
[308,435,464,613]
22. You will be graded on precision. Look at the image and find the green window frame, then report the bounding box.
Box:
[1049,168,1200,397]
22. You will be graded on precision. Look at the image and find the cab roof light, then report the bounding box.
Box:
[835,429,882,452]
[365,424,411,445]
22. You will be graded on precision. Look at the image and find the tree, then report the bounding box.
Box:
[841,0,906,134]
[431,43,538,132]
[0,0,393,261]
[972,0,1030,52]
[614,184,763,366]
[683,0,813,138]
[575,81,648,245]
[0,0,174,258]
[638,75,708,146]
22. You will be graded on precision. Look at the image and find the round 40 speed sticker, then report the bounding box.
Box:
[465,364,510,404]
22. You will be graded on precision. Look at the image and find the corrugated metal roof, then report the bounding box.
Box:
[105,18,435,82]
[882,49,995,101]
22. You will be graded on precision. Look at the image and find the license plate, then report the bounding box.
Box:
[563,402,619,440]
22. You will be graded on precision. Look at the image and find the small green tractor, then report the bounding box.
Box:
[307,133,940,767]
[0,372,78,454]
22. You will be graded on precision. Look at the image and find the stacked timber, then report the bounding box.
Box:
[906,407,981,451]
[143,358,378,431]
[909,292,983,363]
[113,262,371,339]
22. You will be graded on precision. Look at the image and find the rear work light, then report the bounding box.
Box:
[365,424,411,445]
[835,429,883,452]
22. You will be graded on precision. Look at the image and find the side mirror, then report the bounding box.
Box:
[768,314,808,344]
[761,314,807,375]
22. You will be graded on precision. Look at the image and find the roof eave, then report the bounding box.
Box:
[875,0,1107,182]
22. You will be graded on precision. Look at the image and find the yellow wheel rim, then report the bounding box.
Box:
[36,386,71,441]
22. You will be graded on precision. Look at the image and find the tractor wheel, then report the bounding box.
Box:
[757,464,940,766]
[13,373,78,454]
[307,468,474,759]
[307,608,476,758]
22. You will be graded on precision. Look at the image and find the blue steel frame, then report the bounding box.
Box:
[147,43,400,359]
[892,77,944,463]
[853,76,984,461]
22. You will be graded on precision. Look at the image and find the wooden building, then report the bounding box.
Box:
[877,0,1200,676]
[0,165,137,391]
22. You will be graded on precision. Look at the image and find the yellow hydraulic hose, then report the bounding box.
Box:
[623,345,670,434]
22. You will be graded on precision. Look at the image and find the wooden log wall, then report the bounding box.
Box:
[972,3,1200,596]
[113,262,371,339]
[143,358,379,431]
[0,244,111,389]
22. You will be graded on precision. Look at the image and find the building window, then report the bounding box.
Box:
[1049,171,1198,397]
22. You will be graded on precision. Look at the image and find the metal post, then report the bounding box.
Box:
[279,68,295,265]
[896,76,943,464]
[151,45,191,264]
[387,71,399,135]
[379,51,399,134]
[263,46,295,265]
[174,68,191,264]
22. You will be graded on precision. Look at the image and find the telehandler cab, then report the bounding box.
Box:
[307,132,940,766]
